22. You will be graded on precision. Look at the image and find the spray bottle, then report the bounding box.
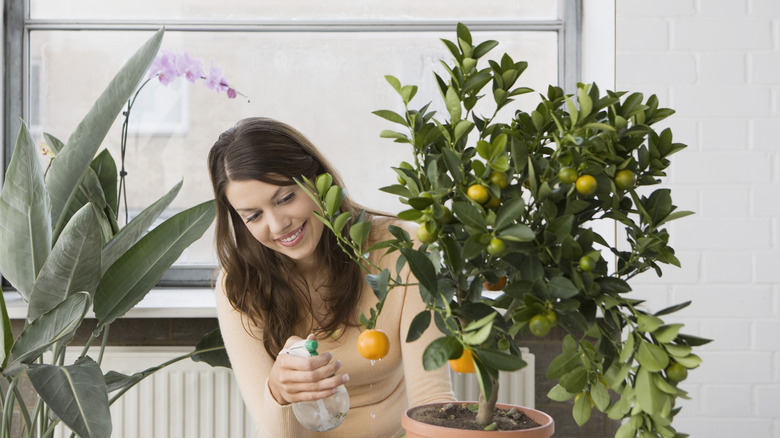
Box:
[283,339,350,431]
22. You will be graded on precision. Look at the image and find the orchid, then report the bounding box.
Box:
[147,49,238,98]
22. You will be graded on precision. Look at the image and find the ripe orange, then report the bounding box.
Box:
[467,184,490,204]
[575,175,598,196]
[483,276,507,291]
[357,329,390,360]
[449,348,476,373]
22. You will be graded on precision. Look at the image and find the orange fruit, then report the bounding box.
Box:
[575,175,597,196]
[483,276,507,291]
[467,184,490,204]
[487,237,507,257]
[485,196,501,209]
[579,255,596,272]
[666,362,688,383]
[417,224,439,244]
[357,329,390,360]
[449,348,476,373]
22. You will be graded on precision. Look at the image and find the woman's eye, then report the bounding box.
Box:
[278,192,295,204]
[245,212,261,223]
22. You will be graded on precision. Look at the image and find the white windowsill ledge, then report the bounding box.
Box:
[3,289,218,319]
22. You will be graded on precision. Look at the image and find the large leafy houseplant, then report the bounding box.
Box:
[0,29,227,438]
[302,24,708,436]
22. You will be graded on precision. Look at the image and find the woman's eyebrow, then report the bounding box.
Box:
[232,187,285,212]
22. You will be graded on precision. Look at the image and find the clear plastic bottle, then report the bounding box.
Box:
[284,339,350,432]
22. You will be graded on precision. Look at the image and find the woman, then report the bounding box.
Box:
[207,117,455,437]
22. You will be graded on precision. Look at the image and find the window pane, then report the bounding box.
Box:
[30,1,557,21]
[29,29,558,265]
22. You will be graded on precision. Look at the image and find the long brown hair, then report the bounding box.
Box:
[208,117,366,359]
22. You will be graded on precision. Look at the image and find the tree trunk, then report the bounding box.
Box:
[476,374,499,426]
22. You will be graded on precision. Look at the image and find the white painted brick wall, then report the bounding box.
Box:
[617,0,780,435]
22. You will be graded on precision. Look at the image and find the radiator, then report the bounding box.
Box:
[53,346,533,438]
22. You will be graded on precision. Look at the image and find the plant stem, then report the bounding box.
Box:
[1,376,19,438]
[11,387,32,434]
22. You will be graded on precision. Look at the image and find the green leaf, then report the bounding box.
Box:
[591,379,611,411]
[547,351,580,379]
[674,353,702,368]
[473,40,499,59]
[366,269,390,301]
[399,248,438,296]
[315,173,333,197]
[333,211,352,234]
[473,348,527,371]
[372,109,407,126]
[462,319,494,346]
[47,29,164,241]
[8,292,90,368]
[560,366,588,393]
[94,200,215,327]
[442,148,463,182]
[452,201,487,231]
[548,276,579,299]
[385,75,402,94]
[324,185,342,218]
[596,277,632,294]
[573,392,592,426]
[400,85,418,104]
[637,341,670,372]
[495,198,525,230]
[637,313,664,332]
[445,86,462,122]
[664,343,692,358]
[192,328,231,368]
[0,121,52,299]
[349,221,371,248]
[27,204,102,322]
[422,336,460,370]
[653,324,684,344]
[90,149,119,215]
[635,367,666,415]
[101,181,182,274]
[547,384,575,402]
[406,310,431,343]
[379,130,409,141]
[654,301,691,316]
[28,356,112,438]
[0,293,14,368]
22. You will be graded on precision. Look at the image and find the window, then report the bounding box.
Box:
[3,0,583,286]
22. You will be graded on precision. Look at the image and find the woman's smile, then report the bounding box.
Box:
[277,220,307,247]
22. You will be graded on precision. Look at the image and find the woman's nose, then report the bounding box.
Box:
[266,210,290,234]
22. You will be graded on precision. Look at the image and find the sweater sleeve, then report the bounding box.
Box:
[214,274,305,438]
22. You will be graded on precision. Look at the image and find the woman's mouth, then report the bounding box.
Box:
[277,221,307,247]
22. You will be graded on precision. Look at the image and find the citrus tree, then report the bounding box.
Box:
[302,23,708,436]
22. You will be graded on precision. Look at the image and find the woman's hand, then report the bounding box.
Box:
[268,335,349,406]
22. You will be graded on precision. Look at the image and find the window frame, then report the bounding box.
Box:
[2,0,582,288]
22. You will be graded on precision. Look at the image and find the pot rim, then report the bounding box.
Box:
[403,401,554,434]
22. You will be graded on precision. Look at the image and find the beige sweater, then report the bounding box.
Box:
[216,223,456,438]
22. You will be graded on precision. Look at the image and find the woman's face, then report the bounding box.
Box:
[225,178,324,268]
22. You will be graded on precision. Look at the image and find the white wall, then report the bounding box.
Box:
[616,0,780,436]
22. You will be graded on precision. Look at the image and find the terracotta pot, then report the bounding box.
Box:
[402,402,554,438]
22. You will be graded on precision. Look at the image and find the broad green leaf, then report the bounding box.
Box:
[101,181,182,274]
[399,248,437,295]
[27,356,111,438]
[637,313,664,332]
[332,211,352,234]
[372,109,407,126]
[591,379,611,410]
[637,341,669,372]
[547,351,580,379]
[48,29,164,240]
[422,336,460,370]
[560,366,588,393]
[674,353,702,369]
[43,132,65,154]
[192,328,231,368]
[0,293,13,368]
[314,173,333,197]
[548,276,579,299]
[349,221,371,248]
[324,186,342,218]
[572,392,592,426]
[90,149,119,215]
[384,75,402,93]
[653,324,684,344]
[445,86,462,122]
[94,200,215,327]
[380,130,409,141]
[495,198,525,230]
[8,292,90,368]
[27,204,102,321]
[406,310,431,343]
[547,384,575,402]
[663,343,692,358]
[596,277,632,294]
[462,319,493,345]
[654,301,691,316]
[473,348,526,371]
[0,122,52,299]
[366,269,390,301]
[635,367,665,415]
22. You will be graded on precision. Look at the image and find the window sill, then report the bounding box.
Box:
[3,288,217,319]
